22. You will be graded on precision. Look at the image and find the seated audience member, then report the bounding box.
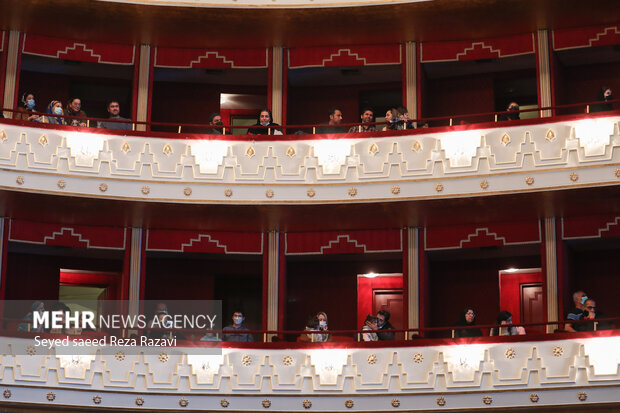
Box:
[382,108,402,131]
[247,109,281,135]
[582,299,612,331]
[299,316,321,342]
[65,98,88,127]
[376,309,395,341]
[207,112,226,135]
[397,105,415,129]
[498,102,520,121]
[149,310,173,339]
[591,87,614,112]
[222,311,253,342]
[361,314,379,341]
[566,290,588,332]
[490,311,526,336]
[348,107,376,133]
[15,92,41,122]
[97,101,132,131]
[200,329,220,341]
[454,307,482,338]
[318,107,346,134]
[41,100,65,125]
[315,311,331,342]
[17,301,45,332]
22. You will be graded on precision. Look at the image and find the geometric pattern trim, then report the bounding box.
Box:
[8,219,127,250]
[22,34,136,65]
[424,221,542,250]
[0,334,618,411]
[146,229,264,254]
[288,44,402,68]
[155,47,269,68]
[285,230,402,255]
[561,215,620,239]
[420,33,535,62]
[552,25,620,51]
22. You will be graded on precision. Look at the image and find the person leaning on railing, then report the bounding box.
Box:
[247,109,281,135]
[348,107,376,133]
[14,92,41,122]
[97,101,132,131]
[41,100,66,125]
[454,307,482,338]
[65,97,88,127]
[489,311,526,336]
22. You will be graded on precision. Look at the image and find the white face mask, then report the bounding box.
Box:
[233,316,242,325]
[163,319,173,328]
[319,320,327,328]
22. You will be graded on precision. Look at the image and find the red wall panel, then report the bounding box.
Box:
[146,229,263,254]
[499,270,542,325]
[562,215,620,239]
[22,34,135,65]
[155,47,268,68]
[9,220,126,250]
[357,275,403,329]
[285,230,402,255]
[421,34,535,62]
[288,44,401,68]
[553,25,620,51]
[425,221,541,250]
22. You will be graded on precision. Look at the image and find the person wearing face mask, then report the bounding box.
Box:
[566,290,589,332]
[41,100,66,125]
[581,299,611,331]
[376,310,395,341]
[222,311,253,342]
[315,312,332,342]
[454,307,482,338]
[15,92,41,122]
[498,102,520,121]
[591,87,614,113]
[207,112,226,135]
[247,109,281,135]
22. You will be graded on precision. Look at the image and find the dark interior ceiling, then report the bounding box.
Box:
[0,0,618,49]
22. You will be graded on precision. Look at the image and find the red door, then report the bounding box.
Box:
[521,283,544,334]
[499,269,544,333]
[373,290,404,340]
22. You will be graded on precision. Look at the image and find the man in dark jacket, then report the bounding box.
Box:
[376,309,395,341]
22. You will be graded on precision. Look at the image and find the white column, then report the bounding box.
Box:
[537,29,552,118]
[544,218,558,333]
[407,227,419,337]
[271,46,283,125]
[2,31,20,119]
[135,45,151,132]
[128,227,143,319]
[267,231,279,334]
[404,42,417,120]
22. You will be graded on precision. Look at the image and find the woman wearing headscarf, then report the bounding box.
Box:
[15,92,41,122]
[489,310,526,336]
[247,108,281,135]
[454,307,482,338]
[41,100,65,125]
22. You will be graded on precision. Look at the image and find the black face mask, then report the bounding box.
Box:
[604,94,613,101]
[214,120,223,126]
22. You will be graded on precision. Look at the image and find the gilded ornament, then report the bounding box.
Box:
[158,352,169,363]
[391,398,400,408]
[307,188,316,198]
[99,183,108,192]
[262,399,272,408]
[121,141,131,153]
[530,393,539,403]
[0,130,7,142]
[500,133,511,146]
[367,354,377,364]
[266,189,274,198]
[348,187,357,197]
[220,399,230,408]
[552,346,563,357]
[412,140,422,152]
[38,135,48,147]
[16,176,24,185]
[286,146,296,158]
[570,172,579,182]
[224,188,233,197]
[525,176,534,186]
[412,353,423,363]
[26,345,36,355]
[114,351,125,361]
[345,400,354,408]
[3,389,11,399]
[283,355,294,366]
[183,187,192,197]
[162,143,173,156]
[480,180,489,190]
[482,395,493,405]
[179,398,189,407]
[505,348,516,359]
[615,168,620,178]
[391,185,401,195]
[135,397,144,406]
[369,142,379,155]
[577,391,587,402]
[93,395,102,405]
[46,392,56,402]
[141,185,150,195]
[246,145,256,158]
[546,129,556,142]
[436,397,446,406]
[435,183,444,192]
[57,180,66,189]
[241,355,252,366]
[302,399,312,409]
